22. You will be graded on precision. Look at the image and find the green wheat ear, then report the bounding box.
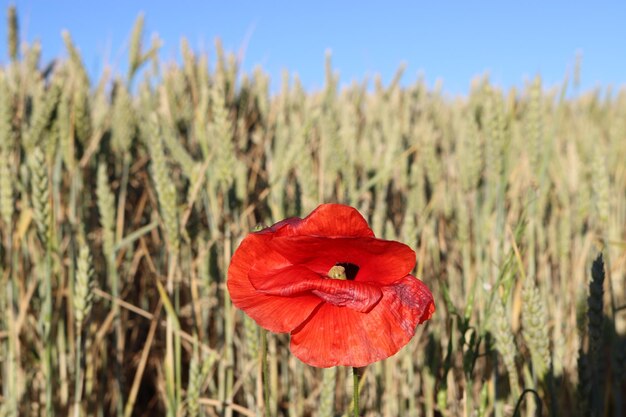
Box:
[127,13,145,81]
[0,147,13,229]
[491,298,520,398]
[25,77,61,152]
[96,163,116,258]
[146,116,180,256]
[0,71,13,146]
[57,79,75,172]
[318,366,337,417]
[186,339,201,417]
[591,148,609,235]
[521,278,551,379]
[29,147,50,246]
[210,84,235,190]
[243,314,259,363]
[73,243,95,329]
[186,336,217,417]
[111,79,136,155]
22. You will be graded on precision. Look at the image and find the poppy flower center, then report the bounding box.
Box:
[327,262,359,280]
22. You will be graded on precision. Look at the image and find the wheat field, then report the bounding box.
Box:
[0,8,625,417]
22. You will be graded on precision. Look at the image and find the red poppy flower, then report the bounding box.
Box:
[227,204,435,368]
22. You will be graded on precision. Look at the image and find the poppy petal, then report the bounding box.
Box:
[289,275,434,368]
[227,234,322,333]
[275,204,374,238]
[268,236,416,285]
[249,264,383,312]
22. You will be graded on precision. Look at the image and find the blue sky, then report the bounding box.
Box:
[1,1,625,95]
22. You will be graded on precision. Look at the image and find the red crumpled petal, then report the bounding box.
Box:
[289,275,435,368]
[249,263,383,312]
[227,233,322,333]
[267,236,415,285]
[274,204,375,238]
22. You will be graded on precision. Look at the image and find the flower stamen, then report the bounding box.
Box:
[327,265,347,280]
[327,262,360,280]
